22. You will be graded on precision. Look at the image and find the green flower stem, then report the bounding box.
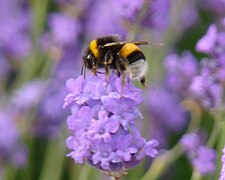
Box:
[141,99,202,180]
[206,119,221,148]
[30,0,49,40]
[215,121,225,179]
[215,84,225,179]
[77,164,92,180]
[141,143,184,180]
[190,171,201,180]
[127,0,149,41]
[182,99,202,133]
[9,0,49,91]
[39,133,67,180]
[2,165,17,180]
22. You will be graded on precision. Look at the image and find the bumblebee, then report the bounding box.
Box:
[82,34,156,86]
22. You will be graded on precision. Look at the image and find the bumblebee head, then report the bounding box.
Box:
[82,46,92,62]
[82,46,98,74]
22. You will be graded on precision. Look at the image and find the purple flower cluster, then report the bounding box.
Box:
[180,133,200,152]
[191,23,225,108]
[196,23,225,84]
[147,88,188,147]
[0,111,27,168]
[180,133,216,175]
[164,51,198,98]
[63,74,158,178]
[142,0,170,32]
[36,3,85,137]
[10,80,45,114]
[110,0,144,21]
[84,1,126,39]
[48,13,81,47]
[192,146,216,175]
[189,73,221,108]
[163,25,224,108]
[0,54,10,82]
[200,0,225,18]
[83,0,170,39]
[219,146,225,180]
[0,0,31,58]
[179,1,199,30]
[33,74,70,137]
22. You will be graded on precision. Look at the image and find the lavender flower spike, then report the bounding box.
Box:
[64,74,158,179]
[219,146,225,180]
[192,146,216,175]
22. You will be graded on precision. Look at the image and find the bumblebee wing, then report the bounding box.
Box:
[100,41,127,48]
[132,41,164,46]
[101,41,163,48]
[96,34,122,48]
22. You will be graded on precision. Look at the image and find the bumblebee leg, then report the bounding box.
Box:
[140,77,147,88]
[81,64,87,79]
[81,64,84,75]
[115,56,122,77]
[84,66,87,78]
[92,58,98,76]
[104,51,113,82]
[91,67,97,76]
[104,64,110,82]
[120,57,129,80]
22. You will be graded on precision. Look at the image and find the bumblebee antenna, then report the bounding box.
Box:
[81,64,87,78]
[132,41,164,46]
[81,64,84,75]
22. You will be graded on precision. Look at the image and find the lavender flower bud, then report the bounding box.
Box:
[48,13,81,47]
[180,133,200,152]
[196,24,218,54]
[110,0,144,21]
[180,133,216,175]
[0,111,27,168]
[219,146,225,180]
[189,75,221,108]
[64,74,158,178]
[164,51,198,98]
[192,146,216,175]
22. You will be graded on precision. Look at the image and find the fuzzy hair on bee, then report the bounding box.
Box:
[81,34,160,86]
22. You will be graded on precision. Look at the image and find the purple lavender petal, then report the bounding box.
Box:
[48,13,81,47]
[110,0,144,20]
[189,75,221,108]
[102,96,135,115]
[0,111,27,167]
[219,146,225,180]
[148,88,188,132]
[192,146,216,175]
[136,139,159,160]
[141,0,170,31]
[196,24,218,54]
[164,51,198,97]
[84,1,126,38]
[180,133,200,152]
[67,106,92,131]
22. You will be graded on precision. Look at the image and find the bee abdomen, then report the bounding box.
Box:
[126,50,147,81]
[127,59,148,81]
[126,50,146,64]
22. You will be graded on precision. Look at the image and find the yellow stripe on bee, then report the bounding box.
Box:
[89,39,100,58]
[119,43,140,58]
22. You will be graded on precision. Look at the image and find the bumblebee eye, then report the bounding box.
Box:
[87,54,92,60]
